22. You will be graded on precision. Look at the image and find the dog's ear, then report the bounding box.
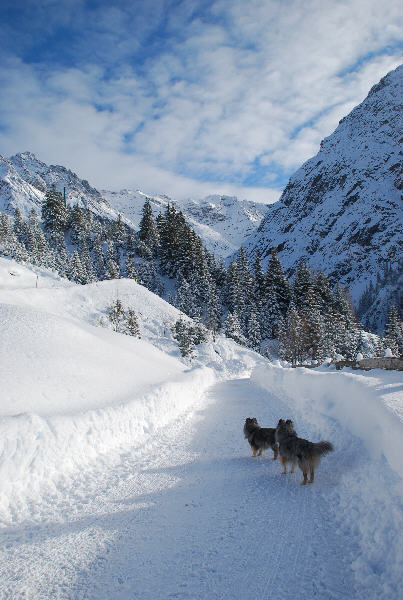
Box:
[286,419,293,424]
[277,418,284,425]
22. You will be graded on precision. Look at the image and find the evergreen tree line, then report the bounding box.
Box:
[0,188,401,363]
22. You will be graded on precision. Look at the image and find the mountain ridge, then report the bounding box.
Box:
[242,64,402,329]
[0,152,269,258]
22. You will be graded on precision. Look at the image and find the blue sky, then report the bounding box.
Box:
[0,0,402,203]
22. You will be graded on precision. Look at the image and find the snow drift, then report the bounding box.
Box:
[251,362,403,479]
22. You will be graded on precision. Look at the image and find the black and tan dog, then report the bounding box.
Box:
[275,419,333,485]
[243,417,278,459]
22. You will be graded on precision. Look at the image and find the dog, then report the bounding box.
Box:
[243,417,278,459]
[275,419,333,485]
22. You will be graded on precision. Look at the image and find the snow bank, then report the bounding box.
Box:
[251,363,403,599]
[0,258,263,522]
[0,365,216,521]
[252,363,403,479]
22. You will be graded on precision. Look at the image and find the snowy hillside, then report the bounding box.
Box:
[243,65,402,327]
[0,152,125,224]
[0,152,268,259]
[0,255,402,599]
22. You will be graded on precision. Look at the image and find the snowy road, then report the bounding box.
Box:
[1,377,360,600]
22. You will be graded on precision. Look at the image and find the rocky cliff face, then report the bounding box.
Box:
[243,65,402,329]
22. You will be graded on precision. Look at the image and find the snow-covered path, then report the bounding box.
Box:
[1,377,359,600]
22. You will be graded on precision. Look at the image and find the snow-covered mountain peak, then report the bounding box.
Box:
[0,152,269,258]
[102,189,269,257]
[243,64,402,328]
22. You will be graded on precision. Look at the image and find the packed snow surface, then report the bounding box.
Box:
[0,257,402,599]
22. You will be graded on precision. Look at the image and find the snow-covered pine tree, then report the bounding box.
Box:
[253,251,265,305]
[247,310,261,352]
[138,199,159,255]
[126,308,141,338]
[224,311,246,345]
[278,303,304,365]
[236,247,254,328]
[13,207,24,240]
[93,235,106,279]
[125,254,137,279]
[69,204,85,245]
[0,212,12,242]
[384,305,403,356]
[42,185,67,233]
[113,214,127,249]
[292,259,311,310]
[264,248,290,316]
[204,281,222,337]
[300,285,325,362]
[261,285,281,339]
[105,241,120,279]
[107,298,126,332]
[225,260,243,317]
[172,318,195,357]
[175,277,198,318]
[69,250,87,284]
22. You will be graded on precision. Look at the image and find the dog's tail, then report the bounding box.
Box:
[311,440,333,456]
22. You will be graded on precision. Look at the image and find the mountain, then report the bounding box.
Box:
[102,189,268,257]
[0,152,124,223]
[242,65,402,329]
[0,152,269,258]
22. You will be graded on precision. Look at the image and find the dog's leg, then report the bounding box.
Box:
[290,459,296,473]
[272,446,278,460]
[280,456,287,474]
[308,469,314,484]
[301,471,308,485]
[252,446,257,457]
[257,448,262,456]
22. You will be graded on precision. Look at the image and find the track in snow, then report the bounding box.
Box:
[1,378,357,599]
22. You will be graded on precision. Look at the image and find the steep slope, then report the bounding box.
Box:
[0,152,125,223]
[243,65,402,327]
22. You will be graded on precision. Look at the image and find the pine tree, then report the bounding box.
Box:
[108,299,126,332]
[69,250,87,284]
[292,260,311,310]
[204,281,222,337]
[70,204,85,245]
[301,286,325,362]
[13,207,24,240]
[175,277,198,317]
[93,235,105,279]
[278,304,304,365]
[225,260,243,316]
[384,305,403,356]
[264,249,290,316]
[138,199,159,254]
[126,308,141,337]
[113,214,127,249]
[42,185,67,233]
[247,311,261,352]
[125,254,137,279]
[224,311,246,345]
[0,213,12,242]
[261,286,281,339]
[172,318,195,357]
[253,252,265,304]
[105,241,120,279]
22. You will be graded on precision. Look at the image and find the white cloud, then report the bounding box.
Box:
[0,0,402,203]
